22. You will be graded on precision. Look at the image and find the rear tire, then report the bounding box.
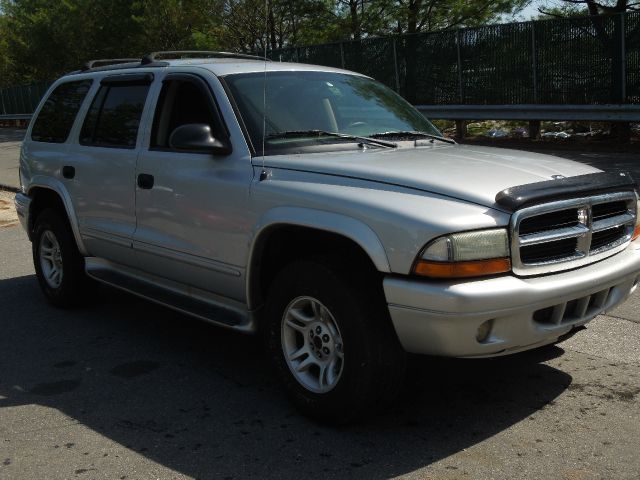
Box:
[264,257,406,424]
[32,208,95,308]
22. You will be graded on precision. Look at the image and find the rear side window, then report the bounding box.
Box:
[80,83,150,148]
[31,80,92,143]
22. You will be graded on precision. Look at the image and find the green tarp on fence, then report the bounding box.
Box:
[269,12,640,106]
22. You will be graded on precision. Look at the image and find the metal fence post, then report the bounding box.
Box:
[620,13,626,102]
[340,42,345,69]
[8,88,17,114]
[392,38,400,93]
[0,89,6,116]
[456,29,464,103]
[531,22,538,104]
[18,85,26,114]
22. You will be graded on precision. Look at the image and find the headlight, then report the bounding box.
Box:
[413,228,511,278]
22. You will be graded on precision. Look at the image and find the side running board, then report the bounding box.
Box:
[85,258,254,332]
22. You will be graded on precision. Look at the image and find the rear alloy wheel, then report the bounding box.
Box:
[38,230,64,289]
[265,258,406,423]
[32,208,95,308]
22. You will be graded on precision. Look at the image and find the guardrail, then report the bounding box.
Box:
[0,114,32,120]
[0,114,31,128]
[1,104,640,130]
[416,104,640,122]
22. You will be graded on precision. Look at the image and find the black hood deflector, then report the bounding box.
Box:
[495,172,637,211]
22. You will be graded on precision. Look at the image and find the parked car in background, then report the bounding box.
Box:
[542,131,571,139]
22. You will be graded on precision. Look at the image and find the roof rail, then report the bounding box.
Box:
[140,51,268,65]
[82,58,140,71]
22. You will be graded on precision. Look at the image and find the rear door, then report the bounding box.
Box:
[70,73,154,265]
[133,71,253,302]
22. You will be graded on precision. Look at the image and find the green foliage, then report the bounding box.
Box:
[132,0,225,52]
[537,0,640,17]
[0,0,532,86]
[0,0,145,85]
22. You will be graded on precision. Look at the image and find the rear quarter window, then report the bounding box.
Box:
[31,80,93,143]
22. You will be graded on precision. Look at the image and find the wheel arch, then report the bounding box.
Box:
[246,207,390,312]
[27,178,87,255]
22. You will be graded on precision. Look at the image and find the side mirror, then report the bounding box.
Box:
[168,123,232,155]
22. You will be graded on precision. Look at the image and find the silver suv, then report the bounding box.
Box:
[15,52,640,423]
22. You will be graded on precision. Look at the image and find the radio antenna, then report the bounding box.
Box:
[260,0,269,178]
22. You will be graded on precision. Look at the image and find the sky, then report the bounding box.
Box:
[515,0,566,20]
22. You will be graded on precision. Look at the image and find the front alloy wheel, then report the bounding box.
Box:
[282,296,344,393]
[265,258,406,423]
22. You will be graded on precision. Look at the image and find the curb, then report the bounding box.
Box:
[0,184,19,193]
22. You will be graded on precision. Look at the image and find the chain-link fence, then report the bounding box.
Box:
[270,11,640,106]
[1,12,639,117]
[0,81,50,117]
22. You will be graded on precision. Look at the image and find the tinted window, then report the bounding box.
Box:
[81,84,149,148]
[31,80,92,143]
[151,80,217,149]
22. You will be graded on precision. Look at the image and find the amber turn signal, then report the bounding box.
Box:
[413,258,512,279]
[633,225,640,241]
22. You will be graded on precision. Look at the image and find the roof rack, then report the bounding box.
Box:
[74,51,268,76]
[82,58,140,71]
[140,50,268,65]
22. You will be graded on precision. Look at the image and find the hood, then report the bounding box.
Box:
[262,144,601,210]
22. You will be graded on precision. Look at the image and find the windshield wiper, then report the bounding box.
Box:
[265,130,397,149]
[370,131,456,144]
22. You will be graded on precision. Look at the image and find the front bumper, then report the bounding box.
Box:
[14,192,31,234]
[384,243,640,357]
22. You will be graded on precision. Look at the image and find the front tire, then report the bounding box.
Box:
[264,258,406,423]
[32,208,95,308]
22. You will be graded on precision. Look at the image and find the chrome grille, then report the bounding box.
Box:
[511,192,637,276]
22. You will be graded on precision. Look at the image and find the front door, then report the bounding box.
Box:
[133,72,253,302]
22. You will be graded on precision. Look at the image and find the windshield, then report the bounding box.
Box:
[223,71,441,155]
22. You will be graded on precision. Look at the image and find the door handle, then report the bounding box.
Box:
[137,173,154,190]
[62,166,75,179]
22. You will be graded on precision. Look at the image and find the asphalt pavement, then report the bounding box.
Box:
[1,130,640,479]
[0,129,23,191]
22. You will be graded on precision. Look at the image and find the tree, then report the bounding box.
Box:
[539,0,639,16]
[389,0,529,34]
[220,0,336,52]
[132,0,225,52]
[335,0,390,39]
[0,13,12,87]
[0,0,144,85]
[0,0,555,86]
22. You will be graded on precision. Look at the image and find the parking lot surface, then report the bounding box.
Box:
[1,208,639,480]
